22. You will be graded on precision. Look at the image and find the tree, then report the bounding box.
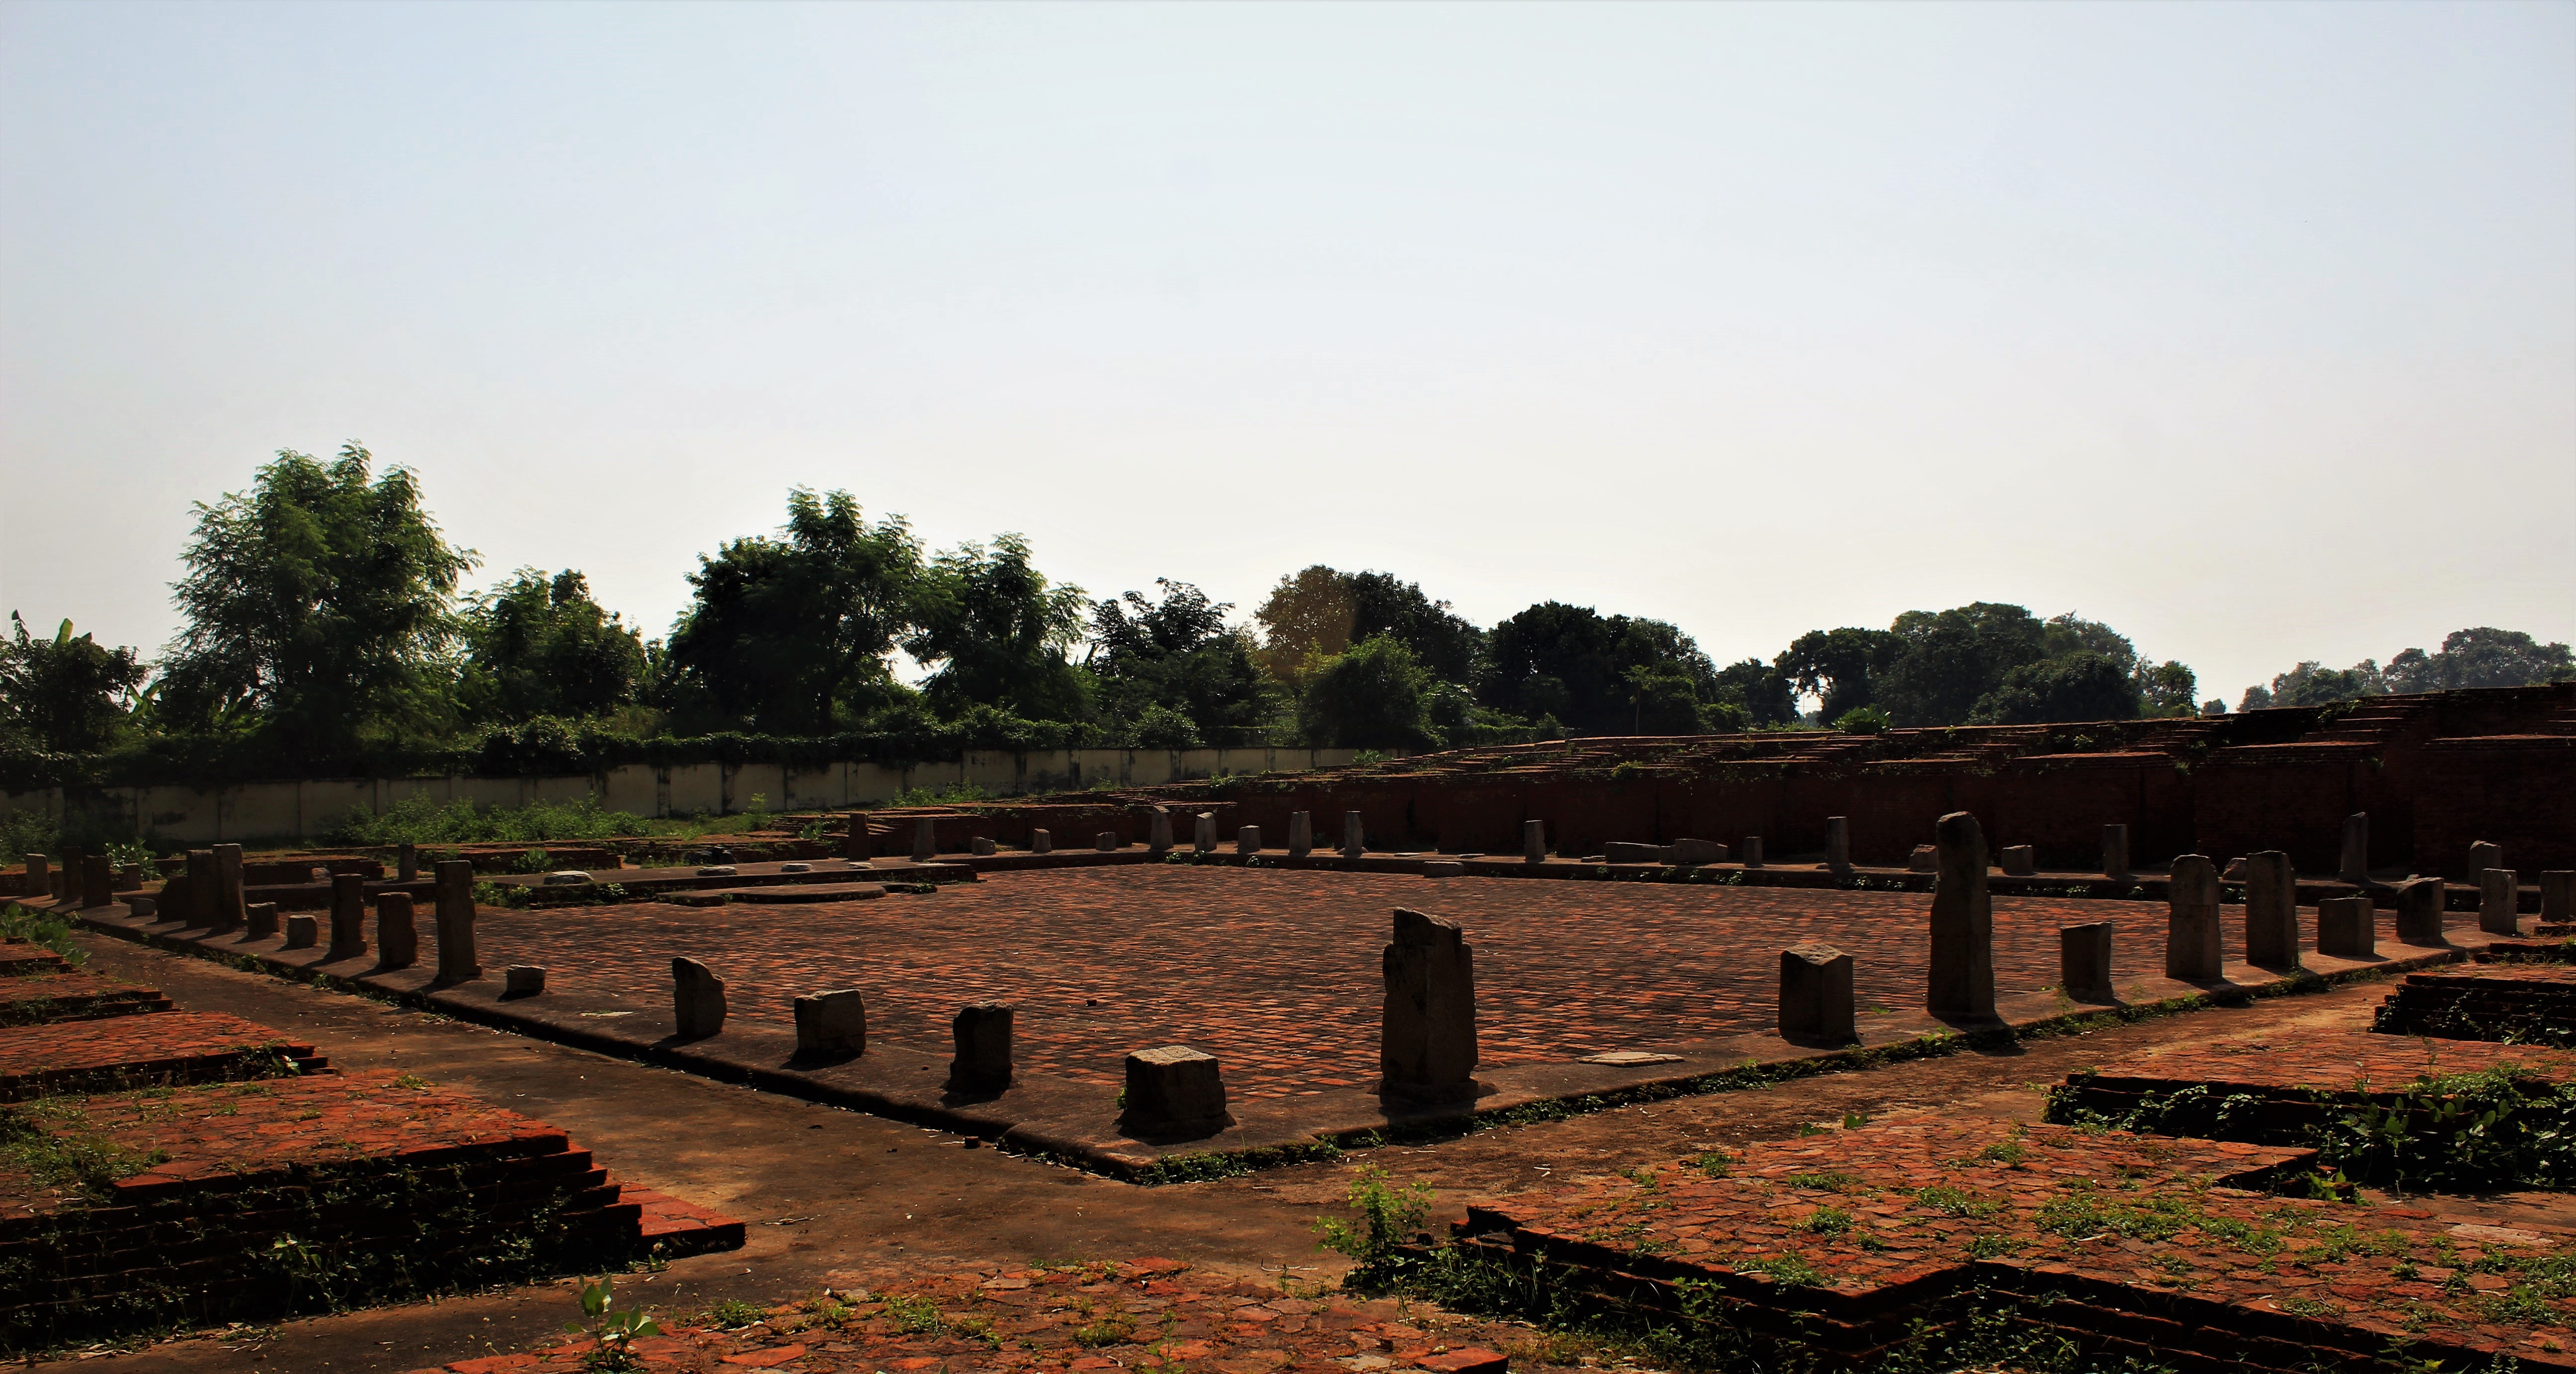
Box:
[1873,603,2049,726]
[2265,660,2383,708]
[0,614,147,754]
[1709,658,1799,726]
[160,445,477,749]
[1481,603,1719,734]
[1253,566,1483,687]
[1968,651,2142,725]
[2135,660,2198,717]
[458,570,647,724]
[2381,628,2576,692]
[1088,581,1272,744]
[660,490,923,734]
[1298,637,1440,749]
[906,534,1089,721]
[1774,628,1900,722]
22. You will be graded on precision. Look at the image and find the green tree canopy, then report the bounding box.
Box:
[1774,627,1900,722]
[660,489,922,734]
[1298,636,1440,749]
[1873,602,2050,726]
[906,534,1090,721]
[458,570,647,725]
[2382,628,2575,692]
[1479,602,1719,734]
[1967,651,2142,725]
[1087,580,1272,745]
[0,614,147,754]
[1709,657,1799,727]
[1253,565,1482,687]
[159,445,477,750]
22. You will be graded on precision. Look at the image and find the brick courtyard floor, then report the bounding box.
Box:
[466,866,2301,1101]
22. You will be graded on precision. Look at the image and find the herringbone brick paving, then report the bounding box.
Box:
[466,867,2296,1100]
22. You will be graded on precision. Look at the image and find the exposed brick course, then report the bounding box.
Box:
[0,1009,325,1101]
[0,969,171,1025]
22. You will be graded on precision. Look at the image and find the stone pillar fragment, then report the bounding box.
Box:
[185,849,216,927]
[56,848,82,905]
[283,913,318,949]
[1343,812,1365,859]
[325,873,368,963]
[375,892,418,969]
[1669,839,1729,866]
[1524,820,1547,865]
[1929,812,1995,1020]
[1148,808,1173,855]
[971,837,996,857]
[1742,836,1764,869]
[1031,828,1051,855]
[1237,826,1261,857]
[398,842,419,882]
[80,853,112,909]
[2469,841,2503,879]
[1998,845,2035,877]
[2480,869,2521,936]
[1380,907,1477,1103]
[2060,922,2113,1002]
[245,901,280,939]
[1288,811,1313,859]
[1777,943,1855,1044]
[1193,813,1216,855]
[504,966,546,997]
[2242,851,2299,969]
[1824,817,1851,875]
[1118,1046,1230,1139]
[911,818,937,863]
[2102,825,2130,879]
[2338,813,2370,884]
[672,958,726,1038]
[2317,896,2375,958]
[2166,855,2223,978]
[948,1002,1014,1091]
[794,989,867,1058]
[2544,872,2576,923]
[1095,831,1118,851]
[432,859,480,983]
[19,854,45,899]
[2392,876,2446,945]
[213,844,246,933]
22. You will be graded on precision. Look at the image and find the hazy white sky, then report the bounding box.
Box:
[3,1,2570,707]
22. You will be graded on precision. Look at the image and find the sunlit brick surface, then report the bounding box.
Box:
[468,867,2263,1100]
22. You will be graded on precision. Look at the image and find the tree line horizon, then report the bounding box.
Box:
[4,446,2570,778]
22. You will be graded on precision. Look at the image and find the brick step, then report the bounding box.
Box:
[0,971,172,1026]
[0,1011,324,1102]
[2372,965,2576,1042]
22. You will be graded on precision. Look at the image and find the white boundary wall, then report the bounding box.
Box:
[1,747,1361,845]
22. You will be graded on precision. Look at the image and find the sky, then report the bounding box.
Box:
[2,1,2570,709]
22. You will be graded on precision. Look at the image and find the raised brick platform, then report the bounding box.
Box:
[1450,1120,2576,1371]
[0,1009,326,1101]
[417,1258,1538,1374]
[0,969,171,1026]
[2374,963,2576,1044]
[0,938,71,977]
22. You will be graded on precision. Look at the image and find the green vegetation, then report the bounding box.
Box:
[2237,626,2572,711]
[566,1278,661,1372]
[0,901,87,966]
[1312,1165,1435,1283]
[323,794,652,846]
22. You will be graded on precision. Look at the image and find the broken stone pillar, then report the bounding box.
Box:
[672,958,726,1038]
[1825,817,1851,875]
[1288,811,1312,859]
[1523,820,1547,865]
[948,1001,1014,1091]
[185,849,216,927]
[1119,1046,1231,1139]
[213,844,245,932]
[1148,807,1173,855]
[1929,812,1996,1020]
[504,965,546,996]
[2060,922,2113,1002]
[2242,850,2299,969]
[1603,841,1663,865]
[245,901,280,939]
[1380,907,1478,1103]
[911,818,937,863]
[1907,845,1937,873]
[1742,836,1764,869]
[1777,943,1855,1044]
[2165,855,2224,979]
[80,853,112,909]
[1669,838,1729,866]
[55,847,81,904]
[19,854,45,899]
[2102,825,2130,879]
[2544,872,2576,923]
[2469,841,2503,879]
[2481,869,2521,936]
[398,842,419,882]
[2317,896,2375,958]
[1031,828,1051,855]
[2338,813,2370,884]
[1095,831,1118,851]
[1998,845,2035,877]
[794,989,867,1057]
[283,913,318,949]
[2392,876,2447,945]
[1343,811,1365,859]
[375,892,418,969]
[971,837,995,857]
[325,873,367,963]
[1237,826,1261,857]
[1193,813,1216,855]
[432,859,480,983]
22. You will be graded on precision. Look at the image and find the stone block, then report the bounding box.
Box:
[1421,861,1463,878]
[2317,896,2375,958]
[504,965,546,997]
[1523,820,1547,865]
[398,842,418,882]
[2392,876,2446,945]
[375,893,418,969]
[245,901,280,940]
[2166,854,2224,978]
[80,853,112,909]
[1668,838,1729,867]
[1237,826,1261,857]
[1602,841,1662,865]
[1343,811,1366,859]
[1907,845,1937,873]
[672,958,726,1039]
[1825,817,1851,874]
[2470,841,2503,878]
[2481,869,2521,936]
[1031,829,1051,855]
[1193,812,1216,855]
[1999,845,2035,877]
[185,849,216,927]
[1741,836,1764,869]
[1929,812,1995,1020]
[213,844,245,932]
[971,837,996,857]
[1120,1045,1231,1139]
[2339,812,2370,884]
[949,1001,1014,1090]
[19,854,44,897]
[911,818,937,863]
[2544,872,2576,923]
[1149,807,1173,855]
[1777,943,1855,1044]
[2060,922,2113,1002]
[325,873,367,963]
[2223,856,2248,882]
[1288,811,1312,859]
[282,913,318,949]
[795,989,867,1058]
[2242,851,2299,969]
[781,862,810,872]
[56,847,80,905]
[433,859,481,983]
[542,870,592,885]
[1095,831,1118,852]
[1381,907,1477,1102]
[2102,824,2130,879]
